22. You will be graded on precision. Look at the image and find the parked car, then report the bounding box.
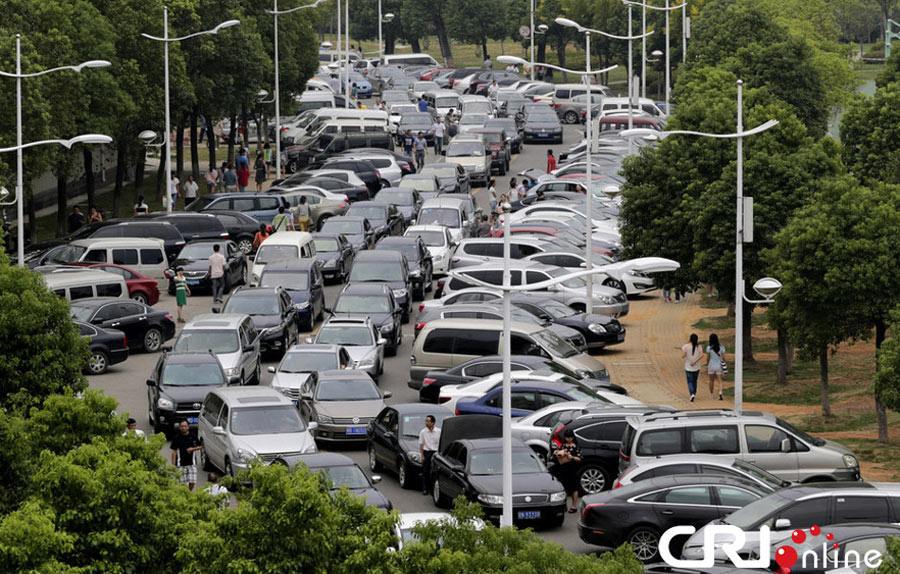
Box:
[149,212,231,244]
[445,137,490,185]
[613,455,792,492]
[367,403,454,489]
[419,162,471,194]
[73,220,186,264]
[469,128,511,174]
[284,452,391,511]
[69,298,176,353]
[320,216,376,252]
[345,201,404,239]
[84,263,160,305]
[55,237,170,281]
[522,110,563,143]
[186,192,290,224]
[454,379,629,417]
[257,258,326,331]
[485,118,523,153]
[269,344,352,402]
[374,236,433,300]
[416,197,475,242]
[308,317,386,380]
[311,232,355,282]
[373,187,423,224]
[167,240,247,295]
[203,210,265,254]
[298,369,391,442]
[146,350,229,436]
[511,295,626,351]
[396,112,436,145]
[331,282,403,355]
[250,231,316,286]
[76,320,129,375]
[317,157,383,195]
[348,250,412,322]
[175,313,261,385]
[404,224,455,276]
[216,287,301,356]
[270,187,349,231]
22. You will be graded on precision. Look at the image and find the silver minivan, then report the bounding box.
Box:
[174,314,262,385]
[198,387,318,477]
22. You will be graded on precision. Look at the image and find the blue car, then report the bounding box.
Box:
[256,258,327,331]
[454,379,611,417]
[185,192,290,224]
[345,72,373,98]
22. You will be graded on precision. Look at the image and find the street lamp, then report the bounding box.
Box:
[620,0,685,108]
[622,80,780,414]
[0,34,112,267]
[142,10,240,213]
[378,2,395,61]
[266,0,327,181]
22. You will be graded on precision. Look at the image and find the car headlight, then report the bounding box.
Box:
[574,369,591,380]
[236,447,257,462]
[598,296,614,304]
[295,301,311,309]
[357,354,376,368]
[407,451,421,463]
[477,493,504,505]
[588,323,607,334]
[550,491,567,503]
[225,367,240,377]
[157,397,175,410]
[380,324,393,334]
[843,454,859,468]
[317,414,334,423]
[392,288,407,298]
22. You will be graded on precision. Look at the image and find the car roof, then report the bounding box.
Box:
[347,201,386,209]
[623,474,766,493]
[261,259,317,272]
[316,369,374,381]
[69,296,135,308]
[292,452,356,467]
[421,163,460,169]
[327,216,366,223]
[421,197,467,208]
[423,318,541,334]
[634,409,779,428]
[377,236,418,246]
[285,343,342,354]
[44,270,127,288]
[228,287,280,298]
[69,237,166,248]
[214,386,294,406]
[401,174,437,180]
[459,437,530,450]
[161,351,221,365]
[339,282,391,296]
[185,313,247,329]
[353,250,404,261]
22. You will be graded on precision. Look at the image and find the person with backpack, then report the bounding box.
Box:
[252,223,270,252]
[271,206,294,232]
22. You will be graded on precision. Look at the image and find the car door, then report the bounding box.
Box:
[199,394,226,469]
[742,424,800,481]
[147,355,164,418]
[443,444,469,501]
[572,419,628,480]
[310,264,325,317]
[371,407,397,466]
[280,291,298,336]
[240,319,261,378]
[298,377,317,421]
[103,302,147,345]
[432,442,458,498]
[652,486,720,532]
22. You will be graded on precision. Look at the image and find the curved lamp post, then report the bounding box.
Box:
[0,34,111,267]
[622,80,780,414]
[620,0,685,109]
[142,11,240,213]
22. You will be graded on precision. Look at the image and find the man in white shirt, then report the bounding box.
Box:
[122,418,146,439]
[169,173,181,209]
[208,244,227,303]
[432,118,445,156]
[183,174,199,206]
[205,472,229,508]
[418,415,441,496]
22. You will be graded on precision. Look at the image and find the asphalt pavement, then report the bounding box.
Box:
[89,122,604,554]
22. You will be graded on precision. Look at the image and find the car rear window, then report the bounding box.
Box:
[636,429,683,456]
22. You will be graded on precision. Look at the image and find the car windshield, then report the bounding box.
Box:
[256,245,299,265]
[347,207,386,222]
[313,238,340,252]
[469,449,545,475]
[175,242,219,260]
[421,166,456,178]
[230,405,306,435]
[447,142,484,157]
[463,102,492,114]
[401,115,433,126]
[479,132,502,144]
[223,295,280,316]
[161,363,225,386]
[408,230,445,246]
[399,179,437,192]
[548,266,587,290]
[460,114,488,125]
[418,208,460,227]
[392,105,417,115]
[776,417,825,446]
[316,377,381,400]
[488,120,516,131]
[538,299,578,318]
[48,245,87,263]
[533,328,579,358]
[511,308,542,325]
[335,294,392,313]
[400,413,453,437]
[436,97,458,108]
[279,351,339,373]
[260,271,309,290]
[316,325,374,346]
[315,465,370,490]
[322,220,363,235]
[723,494,789,530]
[378,243,418,260]
[732,460,789,489]
[69,306,98,322]
[527,114,558,123]
[175,330,239,354]
[376,191,414,205]
[565,385,607,403]
[349,261,405,282]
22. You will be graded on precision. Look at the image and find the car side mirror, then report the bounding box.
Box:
[781,438,791,453]
[384,431,395,440]
[267,366,276,373]
[243,345,254,353]
[377,337,387,346]
[307,421,319,432]
[371,475,382,484]
[579,262,587,268]
[212,426,226,436]
[305,337,314,344]
[146,378,156,387]
[383,391,393,399]
[211,307,221,314]
[774,518,791,530]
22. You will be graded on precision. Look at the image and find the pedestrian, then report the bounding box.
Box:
[490,213,500,232]
[223,163,238,192]
[122,418,146,438]
[419,414,441,495]
[496,193,509,217]
[506,62,518,73]
[681,333,702,402]
[236,148,250,171]
[252,223,270,252]
[433,117,445,156]
[264,142,272,166]
[170,420,203,491]
[237,163,251,192]
[515,179,527,200]
[706,333,726,401]
[403,130,414,159]
[208,244,227,303]
[488,178,498,213]
[552,429,583,513]
[89,207,103,223]
[168,173,181,208]
[295,196,312,231]
[134,195,149,216]
[476,215,492,237]
[483,54,492,69]
[67,206,85,233]
[662,287,672,302]
[174,266,190,323]
[205,472,229,505]
[417,96,428,113]
[414,131,427,171]
[254,151,268,192]
[546,149,557,172]
[487,80,499,100]
[351,82,359,100]
[183,174,199,206]
[272,205,294,232]
[204,166,218,194]
[330,73,340,93]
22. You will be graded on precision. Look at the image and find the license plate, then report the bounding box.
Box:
[291,399,298,406]
[617,333,626,341]
[538,133,548,137]
[186,280,199,285]
[346,426,367,435]
[517,510,541,519]
[187,417,198,424]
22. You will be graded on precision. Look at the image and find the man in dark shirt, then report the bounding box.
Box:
[476,215,492,237]
[170,420,202,490]
[67,206,85,233]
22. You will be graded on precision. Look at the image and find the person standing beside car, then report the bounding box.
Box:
[552,429,583,514]
[170,420,202,491]
[208,244,227,304]
[432,117,445,156]
[681,333,702,402]
[414,131,427,171]
[183,175,199,206]
[419,415,441,496]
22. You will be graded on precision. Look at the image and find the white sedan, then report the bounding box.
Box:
[523,253,679,295]
[404,224,456,276]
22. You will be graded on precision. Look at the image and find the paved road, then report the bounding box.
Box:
[90,122,605,555]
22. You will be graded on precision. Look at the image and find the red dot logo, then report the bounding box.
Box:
[776,546,798,569]
[810,525,821,536]
[791,529,806,544]
[826,533,834,541]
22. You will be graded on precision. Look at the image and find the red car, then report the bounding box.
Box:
[86,263,160,305]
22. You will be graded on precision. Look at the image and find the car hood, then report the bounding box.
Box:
[347,487,391,510]
[247,315,281,330]
[448,156,486,168]
[174,259,209,272]
[159,383,226,404]
[284,289,311,305]
[352,278,406,290]
[467,472,561,495]
[397,206,416,218]
[342,345,380,363]
[332,311,393,328]
[547,323,581,342]
[271,371,313,390]
[232,431,317,456]
[525,121,561,129]
[436,176,458,188]
[315,399,386,419]
[560,352,606,373]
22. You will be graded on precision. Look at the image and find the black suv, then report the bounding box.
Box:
[167,239,247,295]
[330,283,403,355]
[146,350,229,436]
[319,158,384,196]
[345,201,404,240]
[348,250,412,322]
[216,286,301,356]
[374,236,433,300]
[147,212,230,244]
[286,133,394,173]
[203,210,266,254]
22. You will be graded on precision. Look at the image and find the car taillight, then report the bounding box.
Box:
[619,449,630,462]
[553,103,561,108]
[220,232,230,238]
[582,503,604,520]
[455,408,460,415]
[122,335,127,347]
[422,377,436,387]
[418,303,425,313]
[165,314,174,321]
[551,426,565,447]
[438,397,450,404]
[415,322,426,332]
[375,170,381,180]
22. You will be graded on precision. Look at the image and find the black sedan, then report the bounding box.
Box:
[522,111,564,144]
[217,287,300,356]
[257,259,326,331]
[367,403,454,489]
[145,212,230,244]
[273,174,370,203]
[373,187,423,225]
[512,296,626,351]
[348,250,412,322]
[374,236,433,300]
[76,320,129,375]
[320,216,376,252]
[146,350,229,436]
[69,298,176,353]
[345,202,404,240]
[284,452,392,511]
[578,475,769,562]
[204,210,266,254]
[330,283,403,355]
[420,163,470,194]
[311,232,354,283]
[166,239,247,295]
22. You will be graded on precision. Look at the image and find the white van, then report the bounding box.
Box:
[382,53,439,68]
[60,238,169,280]
[43,269,128,301]
[250,231,316,285]
[541,83,610,105]
[423,90,459,117]
[296,91,336,113]
[598,96,666,119]
[285,109,389,143]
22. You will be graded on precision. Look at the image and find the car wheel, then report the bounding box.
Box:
[578,465,610,495]
[564,111,579,124]
[627,526,661,562]
[225,458,235,477]
[86,349,109,375]
[143,328,163,353]
[380,179,390,189]
[604,278,626,293]
[253,363,261,385]
[131,292,149,305]
[397,458,411,489]
[368,444,382,472]
[432,478,449,508]
[317,215,330,232]
[200,443,214,471]
[286,159,298,174]
[237,237,253,254]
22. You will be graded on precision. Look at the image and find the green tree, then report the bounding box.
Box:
[841,81,900,187]
[446,0,509,60]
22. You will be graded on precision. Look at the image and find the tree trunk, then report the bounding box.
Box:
[775,327,793,385]
[241,103,249,149]
[556,38,568,82]
[743,300,755,363]
[55,170,68,238]
[115,143,127,218]
[207,114,217,172]
[433,14,455,67]
[176,119,185,178]
[409,38,421,53]
[190,107,200,181]
[83,148,95,214]
[482,39,488,61]
[819,346,831,417]
[875,320,889,443]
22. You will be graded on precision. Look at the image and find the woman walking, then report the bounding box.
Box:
[174,266,190,323]
[552,429,583,513]
[254,151,268,192]
[706,333,726,400]
[681,333,702,402]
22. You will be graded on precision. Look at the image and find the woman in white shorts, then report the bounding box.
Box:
[706,333,726,401]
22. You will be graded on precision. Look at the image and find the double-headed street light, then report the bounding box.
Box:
[620,0,685,109]
[0,34,112,267]
[142,10,240,213]
[622,80,780,414]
